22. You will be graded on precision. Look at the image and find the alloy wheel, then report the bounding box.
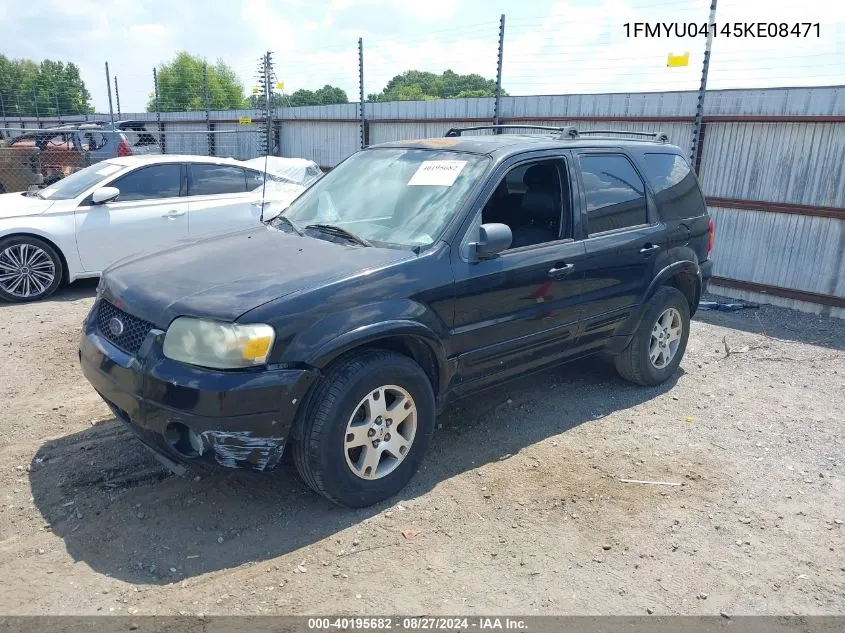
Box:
[0,243,56,299]
[649,307,683,369]
[344,384,418,480]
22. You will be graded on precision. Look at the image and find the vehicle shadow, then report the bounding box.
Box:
[29,357,680,585]
[0,278,98,310]
[695,290,845,351]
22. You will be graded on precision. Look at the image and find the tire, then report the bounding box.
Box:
[292,349,436,507]
[615,285,690,386]
[0,235,64,303]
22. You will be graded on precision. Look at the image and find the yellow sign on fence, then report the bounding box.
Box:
[238,117,252,125]
[667,52,690,67]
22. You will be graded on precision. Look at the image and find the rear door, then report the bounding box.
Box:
[572,151,662,351]
[186,163,260,237]
[75,163,188,272]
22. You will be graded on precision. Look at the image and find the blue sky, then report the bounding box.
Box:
[3,0,843,112]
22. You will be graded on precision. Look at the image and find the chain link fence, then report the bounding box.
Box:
[0,123,269,194]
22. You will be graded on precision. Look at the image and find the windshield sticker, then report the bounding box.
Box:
[408,160,467,187]
[96,164,122,176]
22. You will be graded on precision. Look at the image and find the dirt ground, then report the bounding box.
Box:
[0,280,843,616]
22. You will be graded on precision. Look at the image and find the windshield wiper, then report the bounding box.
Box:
[270,214,303,236]
[304,224,372,247]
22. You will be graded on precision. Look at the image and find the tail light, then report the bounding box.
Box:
[117,138,132,157]
[707,218,715,255]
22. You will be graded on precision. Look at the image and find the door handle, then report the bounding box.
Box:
[548,263,575,279]
[162,209,186,219]
[639,243,660,256]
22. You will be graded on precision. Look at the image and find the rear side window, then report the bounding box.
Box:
[579,154,648,234]
[641,153,706,220]
[189,164,247,196]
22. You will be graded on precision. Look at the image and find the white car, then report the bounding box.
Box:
[0,155,316,302]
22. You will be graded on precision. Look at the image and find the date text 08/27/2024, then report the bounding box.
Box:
[307,617,528,631]
[624,22,820,38]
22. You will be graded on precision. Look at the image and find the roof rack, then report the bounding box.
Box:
[576,129,669,143]
[445,124,578,140]
[444,125,670,143]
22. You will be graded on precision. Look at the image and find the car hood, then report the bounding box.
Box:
[0,192,55,218]
[100,226,415,327]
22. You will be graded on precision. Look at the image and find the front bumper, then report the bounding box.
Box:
[79,307,317,472]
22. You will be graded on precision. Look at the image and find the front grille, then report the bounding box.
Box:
[96,300,155,356]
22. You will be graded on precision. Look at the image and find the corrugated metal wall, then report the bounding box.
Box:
[6,86,844,316]
[699,122,845,207]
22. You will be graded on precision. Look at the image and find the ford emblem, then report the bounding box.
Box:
[108,316,125,337]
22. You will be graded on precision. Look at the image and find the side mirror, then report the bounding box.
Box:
[92,186,120,204]
[470,223,512,260]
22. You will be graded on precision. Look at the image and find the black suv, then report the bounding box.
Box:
[80,126,714,507]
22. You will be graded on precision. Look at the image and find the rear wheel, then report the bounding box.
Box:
[0,236,63,303]
[615,286,690,386]
[292,349,435,507]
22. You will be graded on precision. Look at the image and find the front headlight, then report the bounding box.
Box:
[162,318,275,369]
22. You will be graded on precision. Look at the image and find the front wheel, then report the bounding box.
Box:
[292,349,436,507]
[615,285,690,386]
[0,236,64,303]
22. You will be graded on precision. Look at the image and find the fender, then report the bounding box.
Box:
[0,226,83,283]
[643,259,701,307]
[608,259,702,348]
[288,312,451,395]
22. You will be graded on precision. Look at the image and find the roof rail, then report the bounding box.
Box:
[576,129,669,143]
[445,124,579,139]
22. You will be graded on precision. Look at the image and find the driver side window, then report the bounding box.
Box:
[464,158,570,254]
[110,164,183,201]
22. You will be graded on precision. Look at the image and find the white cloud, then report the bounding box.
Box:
[2,0,843,112]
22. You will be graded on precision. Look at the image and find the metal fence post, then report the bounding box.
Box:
[153,67,165,153]
[203,62,215,156]
[0,93,6,125]
[54,92,61,122]
[114,76,121,119]
[690,0,717,168]
[493,14,505,131]
[105,61,115,127]
[32,87,40,127]
[358,38,366,149]
[264,52,273,156]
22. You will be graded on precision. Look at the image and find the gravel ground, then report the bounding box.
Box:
[0,281,843,615]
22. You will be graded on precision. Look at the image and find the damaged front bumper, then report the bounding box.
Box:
[79,320,316,473]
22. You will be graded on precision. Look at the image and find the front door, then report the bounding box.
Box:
[450,155,587,391]
[75,163,188,272]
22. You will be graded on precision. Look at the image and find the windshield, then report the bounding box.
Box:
[38,161,124,200]
[280,148,489,249]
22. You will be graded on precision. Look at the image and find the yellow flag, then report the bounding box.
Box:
[276,81,284,90]
[667,52,690,67]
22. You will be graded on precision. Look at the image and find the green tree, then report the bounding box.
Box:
[148,52,244,112]
[243,84,347,109]
[368,69,506,102]
[0,55,92,117]
[279,85,349,107]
